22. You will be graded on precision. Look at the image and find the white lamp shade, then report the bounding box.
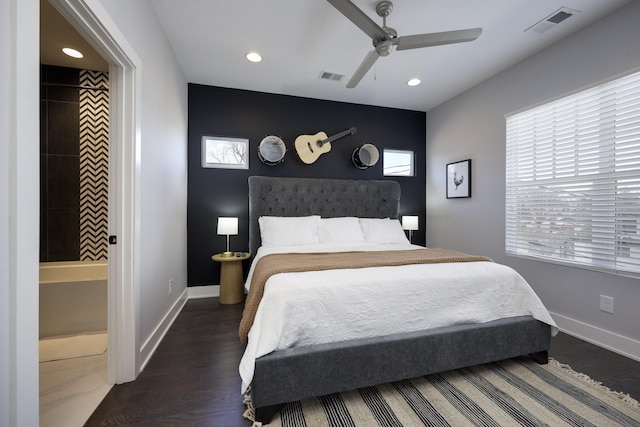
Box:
[402,216,419,231]
[217,217,238,235]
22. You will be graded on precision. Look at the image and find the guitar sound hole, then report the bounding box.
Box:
[316,140,323,147]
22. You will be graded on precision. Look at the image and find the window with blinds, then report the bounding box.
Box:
[505,70,640,277]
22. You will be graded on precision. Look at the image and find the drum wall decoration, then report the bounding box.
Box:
[258,135,287,166]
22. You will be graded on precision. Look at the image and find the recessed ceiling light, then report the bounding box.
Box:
[62,47,84,59]
[246,52,262,63]
[407,78,421,87]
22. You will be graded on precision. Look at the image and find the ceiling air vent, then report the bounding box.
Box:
[319,71,345,82]
[526,7,578,34]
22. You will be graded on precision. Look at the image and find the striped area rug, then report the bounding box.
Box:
[248,358,640,426]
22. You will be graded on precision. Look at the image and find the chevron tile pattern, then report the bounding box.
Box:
[79,70,109,261]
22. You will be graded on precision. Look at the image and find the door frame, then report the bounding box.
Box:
[50,0,141,383]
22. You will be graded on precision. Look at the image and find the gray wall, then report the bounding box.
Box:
[96,0,189,365]
[426,1,640,358]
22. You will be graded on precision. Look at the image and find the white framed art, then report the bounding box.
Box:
[202,135,249,169]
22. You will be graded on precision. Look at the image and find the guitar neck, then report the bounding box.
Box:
[320,127,356,146]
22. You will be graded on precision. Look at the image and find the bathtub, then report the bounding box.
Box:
[39,260,108,338]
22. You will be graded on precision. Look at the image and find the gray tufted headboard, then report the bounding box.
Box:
[248,176,401,255]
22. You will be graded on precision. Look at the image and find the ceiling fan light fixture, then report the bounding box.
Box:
[328,0,482,88]
[245,52,262,63]
[62,47,83,59]
[375,39,394,57]
[407,78,421,87]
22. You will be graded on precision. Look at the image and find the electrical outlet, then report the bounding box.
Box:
[169,278,174,295]
[600,295,614,314]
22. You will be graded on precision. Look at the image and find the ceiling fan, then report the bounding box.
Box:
[326,0,483,88]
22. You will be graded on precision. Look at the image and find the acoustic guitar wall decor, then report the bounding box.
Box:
[294,126,357,164]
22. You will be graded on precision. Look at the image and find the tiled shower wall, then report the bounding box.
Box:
[40,65,109,262]
[79,70,109,261]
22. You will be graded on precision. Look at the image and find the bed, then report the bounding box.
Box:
[241,176,557,424]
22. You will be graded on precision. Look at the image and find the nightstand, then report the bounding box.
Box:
[211,252,251,304]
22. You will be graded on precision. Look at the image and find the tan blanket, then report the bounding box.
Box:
[239,248,492,343]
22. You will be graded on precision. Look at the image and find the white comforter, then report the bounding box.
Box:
[239,243,558,393]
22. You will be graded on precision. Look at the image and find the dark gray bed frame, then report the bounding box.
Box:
[247,176,551,423]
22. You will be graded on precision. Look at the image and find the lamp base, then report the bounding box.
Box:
[220,251,235,258]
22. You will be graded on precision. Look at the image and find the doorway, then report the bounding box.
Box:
[38,0,141,422]
[39,1,112,424]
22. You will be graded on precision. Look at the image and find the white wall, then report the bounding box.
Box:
[2,0,41,425]
[426,2,640,358]
[97,0,189,360]
[3,0,188,422]
[1,0,10,421]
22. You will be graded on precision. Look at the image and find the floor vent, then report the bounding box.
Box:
[526,7,578,34]
[319,71,345,82]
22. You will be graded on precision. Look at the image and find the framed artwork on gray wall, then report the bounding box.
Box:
[446,159,471,199]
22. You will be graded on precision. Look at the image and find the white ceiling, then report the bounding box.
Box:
[41,0,631,112]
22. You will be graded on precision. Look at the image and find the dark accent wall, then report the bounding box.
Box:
[188,84,426,286]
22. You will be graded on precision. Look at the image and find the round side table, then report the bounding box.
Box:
[211,252,251,304]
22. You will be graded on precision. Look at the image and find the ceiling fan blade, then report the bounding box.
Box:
[326,0,387,41]
[346,50,380,88]
[395,28,482,51]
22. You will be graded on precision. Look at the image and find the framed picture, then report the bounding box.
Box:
[201,135,249,169]
[446,159,471,199]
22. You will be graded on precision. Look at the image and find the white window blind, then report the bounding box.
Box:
[506,70,640,277]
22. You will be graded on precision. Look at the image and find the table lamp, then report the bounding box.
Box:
[217,217,238,257]
[402,215,419,243]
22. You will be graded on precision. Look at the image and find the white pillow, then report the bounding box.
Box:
[317,217,366,244]
[359,218,409,244]
[258,215,321,247]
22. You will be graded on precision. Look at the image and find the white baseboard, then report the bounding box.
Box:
[138,286,220,372]
[139,288,189,372]
[188,284,219,299]
[550,311,640,362]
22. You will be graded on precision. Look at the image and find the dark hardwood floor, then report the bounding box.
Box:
[86,298,248,427]
[549,328,640,401]
[85,298,640,426]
